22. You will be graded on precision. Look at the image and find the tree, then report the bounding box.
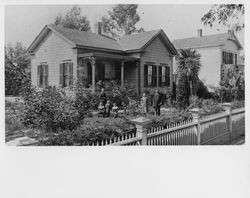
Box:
[176,49,202,97]
[101,4,144,38]
[219,66,245,102]
[201,4,244,32]
[5,42,30,96]
[54,6,90,31]
[176,71,190,109]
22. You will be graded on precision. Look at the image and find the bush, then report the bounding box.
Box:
[20,86,86,133]
[189,96,224,116]
[5,102,24,133]
[147,109,192,129]
[177,72,190,109]
[38,117,136,145]
[231,100,245,109]
[196,80,213,99]
[219,66,245,102]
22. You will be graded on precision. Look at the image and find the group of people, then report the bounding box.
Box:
[141,89,163,116]
[97,88,164,118]
[98,88,119,118]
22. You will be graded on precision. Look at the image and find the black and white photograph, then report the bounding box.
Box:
[1,2,250,198]
[5,4,245,146]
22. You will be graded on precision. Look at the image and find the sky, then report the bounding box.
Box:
[5,4,245,54]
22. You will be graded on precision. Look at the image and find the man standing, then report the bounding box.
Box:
[152,89,162,116]
[99,88,107,106]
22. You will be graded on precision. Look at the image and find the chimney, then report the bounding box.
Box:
[197,29,202,37]
[94,22,102,35]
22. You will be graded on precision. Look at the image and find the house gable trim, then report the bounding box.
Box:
[141,30,178,56]
[27,25,76,54]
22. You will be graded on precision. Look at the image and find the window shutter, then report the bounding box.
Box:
[69,62,73,86]
[144,65,148,87]
[45,65,48,86]
[59,63,64,87]
[158,66,162,87]
[37,65,40,87]
[153,65,157,86]
[166,66,170,86]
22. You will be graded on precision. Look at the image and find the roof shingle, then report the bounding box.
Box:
[50,25,162,52]
[172,33,242,50]
[51,25,122,51]
[118,29,161,51]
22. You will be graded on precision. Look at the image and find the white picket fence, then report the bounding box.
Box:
[87,103,245,146]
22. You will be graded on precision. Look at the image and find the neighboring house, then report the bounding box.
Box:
[172,29,243,88]
[27,24,178,95]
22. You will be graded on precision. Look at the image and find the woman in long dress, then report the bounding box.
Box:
[141,92,149,116]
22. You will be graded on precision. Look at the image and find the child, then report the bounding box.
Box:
[112,103,119,118]
[98,101,105,117]
[105,100,112,117]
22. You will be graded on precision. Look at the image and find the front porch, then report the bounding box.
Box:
[77,52,140,93]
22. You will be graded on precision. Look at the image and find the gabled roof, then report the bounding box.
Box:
[172,32,243,50]
[118,29,161,51]
[118,29,178,54]
[51,25,122,51]
[27,25,178,55]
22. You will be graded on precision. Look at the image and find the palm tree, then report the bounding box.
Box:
[176,48,202,96]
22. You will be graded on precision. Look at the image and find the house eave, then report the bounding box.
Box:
[175,44,225,50]
[78,52,139,61]
[74,45,123,54]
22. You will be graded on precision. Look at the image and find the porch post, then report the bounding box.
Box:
[89,56,96,93]
[121,59,124,86]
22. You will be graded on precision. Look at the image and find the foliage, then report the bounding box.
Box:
[176,48,202,109]
[196,80,213,99]
[38,117,136,145]
[101,4,144,38]
[218,65,244,102]
[20,86,86,133]
[126,99,143,117]
[5,42,30,96]
[72,81,91,118]
[189,96,224,116]
[201,4,244,32]
[176,71,190,109]
[54,5,90,31]
[5,100,24,135]
[147,110,192,129]
[110,80,136,107]
[231,100,244,109]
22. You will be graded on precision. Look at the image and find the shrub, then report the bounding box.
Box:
[189,96,224,116]
[5,102,24,134]
[20,86,86,133]
[126,99,143,117]
[177,72,190,109]
[196,80,213,99]
[231,100,245,109]
[111,80,136,107]
[147,109,192,129]
[219,66,245,102]
[38,117,136,145]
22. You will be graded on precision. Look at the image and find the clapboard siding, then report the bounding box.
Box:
[31,31,77,86]
[140,36,173,94]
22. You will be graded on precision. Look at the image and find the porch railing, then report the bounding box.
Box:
[87,103,245,146]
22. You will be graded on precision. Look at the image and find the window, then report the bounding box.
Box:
[144,65,157,87]
[159,65,170,87]
[60,62,73,87]
[235,54,237,64]
[37,64,48,88]
[222,51,234,64]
